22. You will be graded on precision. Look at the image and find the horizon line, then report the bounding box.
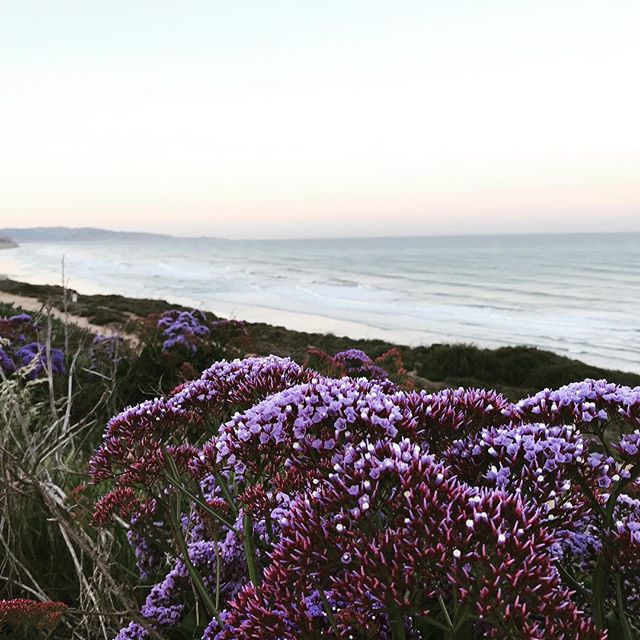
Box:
[3,225,640,244]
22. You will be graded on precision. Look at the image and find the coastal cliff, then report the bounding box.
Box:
[0,235,17,249]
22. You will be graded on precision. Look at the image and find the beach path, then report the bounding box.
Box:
[0,291,140,345]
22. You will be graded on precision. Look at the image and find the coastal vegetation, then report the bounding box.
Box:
[1,286,639,638]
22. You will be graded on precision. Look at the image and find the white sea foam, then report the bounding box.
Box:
[1,233,638,373]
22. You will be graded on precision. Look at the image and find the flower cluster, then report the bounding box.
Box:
[90,359,640,639]
[196,376,414,479]
[220,440,601,639]
[305,347,410,385]
[89,334,125,371]
[15,342,65,378]
[0,346,15,375]
[332,348,389,378]
[157,309,211,353]
[0,599,67,632]
[127,527,161,582]
[445,423,618,544]
[0,312,33,342]
[517,378,640,430]
[0,312,65,378]
[89,356,313,485]
[617,430,640,465]
[1,313,32,376]
[417,386,518,453]
[92,487,156,527]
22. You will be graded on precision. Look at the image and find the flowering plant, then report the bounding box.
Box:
[90,361,640,639]
[89,334,126,372]
[157,309,211,354]
[0,312,65,378]
[305,347,411,387]
[0,599,67,637]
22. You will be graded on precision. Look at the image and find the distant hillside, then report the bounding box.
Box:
[0,235,17,249]
[0,226,223,243]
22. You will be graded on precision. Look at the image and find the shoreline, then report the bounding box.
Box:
[2,234,639,375]
[1,276,639,399]
[1,247,638,375]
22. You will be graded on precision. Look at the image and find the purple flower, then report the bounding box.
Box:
[89,356,312,484]
[157,309,210,354]
[127,518,162,580]
[445,422,625,553]
[0,348,16,375]
[517,379,640,430]
[114,622,150,640]
[89,334,125,371]
[333,348,388,379]
[218,438,602,639]
[14,342,64,378]
[90,359,631,638]
[0,312,35,345]
[140,541,218,626]
[195,377,419,479]
[617,430,640,465]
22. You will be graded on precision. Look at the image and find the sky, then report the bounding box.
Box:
[1,1,639,240]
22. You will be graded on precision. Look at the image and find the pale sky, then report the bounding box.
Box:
[1,1,639,239]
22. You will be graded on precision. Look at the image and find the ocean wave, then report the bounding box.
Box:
[2,234,638,373]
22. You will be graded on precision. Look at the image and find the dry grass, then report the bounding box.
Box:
[0,307,151,639]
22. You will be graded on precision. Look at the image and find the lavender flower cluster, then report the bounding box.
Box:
[89,334,125,371]
[305,347,410,384]
[157,309,211,354]
[516,378,640,429]
[332,348,389,379]
[0,313,65,378]
[90,360,640,639]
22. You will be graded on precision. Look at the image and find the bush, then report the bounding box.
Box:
[3,295,640,639]
[414,343,640,396]
[89,357,640,639]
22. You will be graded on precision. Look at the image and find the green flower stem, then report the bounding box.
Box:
[318,589,340,635]
[557,563,591,601]
[415,616,451,633]
[212,529,222,612]
[388,609,406,640]
[243,511,261,586]
[439,595,454,631]
[592,467,640,629]
[615,574,635,640]
[451,606,472,637]
[215,471,238,515]
[166,500,221,625]
[162,471,240,534]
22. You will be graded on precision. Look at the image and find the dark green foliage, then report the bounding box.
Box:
[68,292,187,318]
[412,344,640,398]
[0,279,67,300]
[75,306,128,325]
[118,340,223,405]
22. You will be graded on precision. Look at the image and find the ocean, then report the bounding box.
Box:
[1,233,639,373]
